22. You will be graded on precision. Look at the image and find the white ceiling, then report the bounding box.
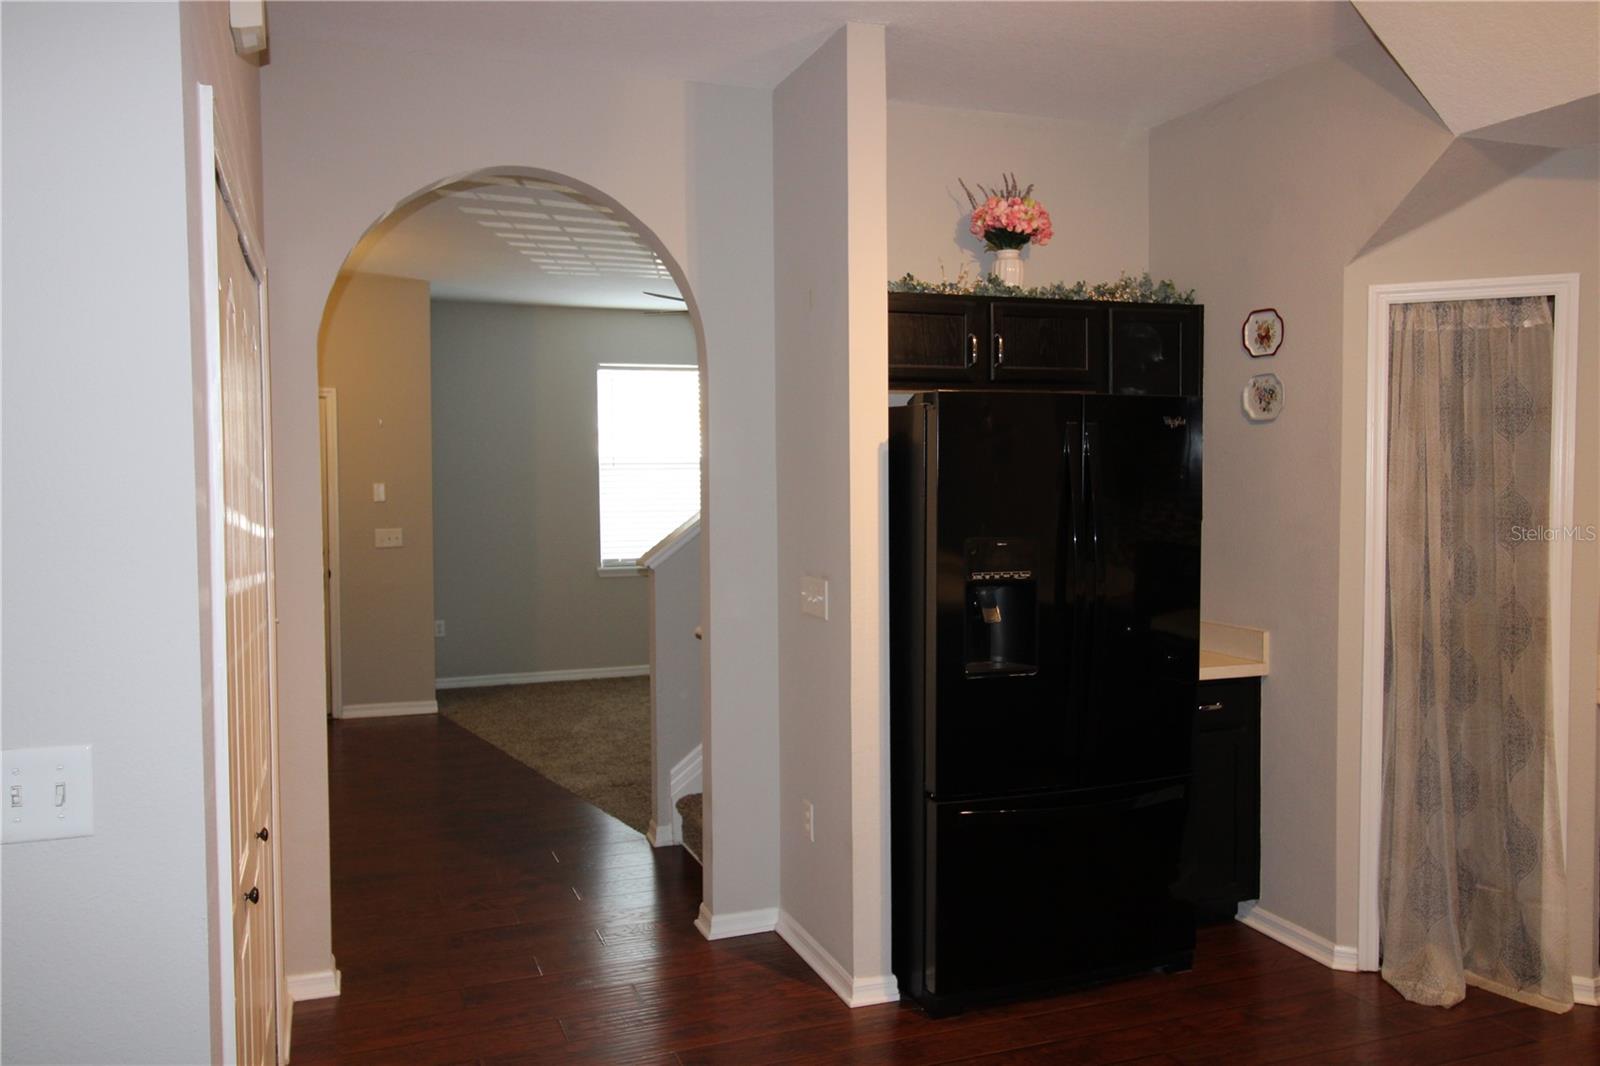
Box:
[1353,1,1600,136]
[344,175,685,311]
[276,1,1376,129]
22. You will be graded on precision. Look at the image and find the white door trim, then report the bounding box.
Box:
[1359,273,1581,972]
[319,388,343,719]
[197,81,238,1066]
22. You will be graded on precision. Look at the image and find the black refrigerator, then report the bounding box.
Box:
[889,390,1203,1014]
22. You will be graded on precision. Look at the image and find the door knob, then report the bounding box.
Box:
[244,887,260,904]
[256,827,270,842]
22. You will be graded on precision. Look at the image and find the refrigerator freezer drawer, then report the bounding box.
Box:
[925,781,1194,1000]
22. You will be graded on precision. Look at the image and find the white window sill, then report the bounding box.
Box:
[597,565,645,578]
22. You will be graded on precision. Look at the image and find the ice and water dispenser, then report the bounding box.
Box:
[963,538,1038,677]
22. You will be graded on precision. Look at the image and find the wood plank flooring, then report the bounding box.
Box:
[290,715,1599,1064]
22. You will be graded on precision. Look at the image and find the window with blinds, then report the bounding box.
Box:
[596,364,701,568]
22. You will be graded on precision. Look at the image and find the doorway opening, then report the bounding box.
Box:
[314,167,710,957]
[1358,274,1581,1009]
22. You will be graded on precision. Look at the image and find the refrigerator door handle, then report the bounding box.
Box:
[1084,424,1103,589]
[1060,422,1081,591]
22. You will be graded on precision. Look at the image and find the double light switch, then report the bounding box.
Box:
[2,745,94,843]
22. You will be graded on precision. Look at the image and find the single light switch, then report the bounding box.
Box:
[375,528,403,549]
[2,745,93,843]
[800,575,829,620]
[373,482,386,502]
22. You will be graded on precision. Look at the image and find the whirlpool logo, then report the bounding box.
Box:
[1162,416,1187,429]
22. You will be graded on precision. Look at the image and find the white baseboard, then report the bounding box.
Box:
[694,902,778,941]
[646,817,680,847]
[1574,974,1600,1006]
[1236,902,1359,972]
[776,910,900,1008]
[337,700,437,720]
[286,967,342,1001]
[435,664,648,689]
[670,744,703,801]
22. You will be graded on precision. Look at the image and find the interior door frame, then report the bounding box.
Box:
[198,82,288,1063]
[1358,273,1581,974]
[319,387,343,718]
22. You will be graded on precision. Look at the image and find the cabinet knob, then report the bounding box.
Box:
[995,334,1005,366]
[256,826,270,842]
[967,333,978,369]
[244,887,260,905]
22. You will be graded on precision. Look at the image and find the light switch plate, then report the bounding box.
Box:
[375,528,403,549]
[3,745,94,843]
[800,575,829,620]
[373,482,386,502]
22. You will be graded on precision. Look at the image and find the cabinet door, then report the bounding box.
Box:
[1109,305,1202,397]
[889,295,984,386]
[1177,679,1261,918]
[990,302,1108,388]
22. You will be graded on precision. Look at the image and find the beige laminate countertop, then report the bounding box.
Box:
[1199,621,1269,681]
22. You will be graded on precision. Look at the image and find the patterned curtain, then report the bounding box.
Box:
[1381,296,1570,1012]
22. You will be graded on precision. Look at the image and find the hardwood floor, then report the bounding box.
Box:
[290,715,1599,1064]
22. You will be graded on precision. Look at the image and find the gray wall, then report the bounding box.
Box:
[2,4,224,1060]
[773,23,894,991]
[430,300,696,681]
[1150,39,1453,949]
[887,100,1149,287]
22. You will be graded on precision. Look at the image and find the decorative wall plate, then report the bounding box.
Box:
[1242,307,1284,357]
[1243,373,1284,422]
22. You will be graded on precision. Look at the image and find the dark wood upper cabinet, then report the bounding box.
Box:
[890,293,1202,396]
[888,295,985,385]
[989,301,1108,388]
[1109,305,1203,398]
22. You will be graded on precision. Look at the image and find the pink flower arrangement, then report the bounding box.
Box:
[960,174,1053,251]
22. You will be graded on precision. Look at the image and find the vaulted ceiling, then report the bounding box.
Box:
[276,1,1377,131]
[302,1,1599,307]
[1354,1,1599,142]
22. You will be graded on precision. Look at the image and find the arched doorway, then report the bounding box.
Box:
[312,165,711,969]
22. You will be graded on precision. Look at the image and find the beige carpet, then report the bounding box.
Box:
[439,677,651,835]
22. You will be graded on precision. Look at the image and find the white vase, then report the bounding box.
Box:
[992,247,1024,286]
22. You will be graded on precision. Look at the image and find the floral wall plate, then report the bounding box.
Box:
[1242,307,1284,357]
[1243,373,1284,422]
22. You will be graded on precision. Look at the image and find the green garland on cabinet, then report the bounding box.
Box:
[889,270,1196,305]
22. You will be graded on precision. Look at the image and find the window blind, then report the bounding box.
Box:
[596,364,700,567]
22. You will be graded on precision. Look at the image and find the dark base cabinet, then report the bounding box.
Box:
[1177,678,1262,921]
